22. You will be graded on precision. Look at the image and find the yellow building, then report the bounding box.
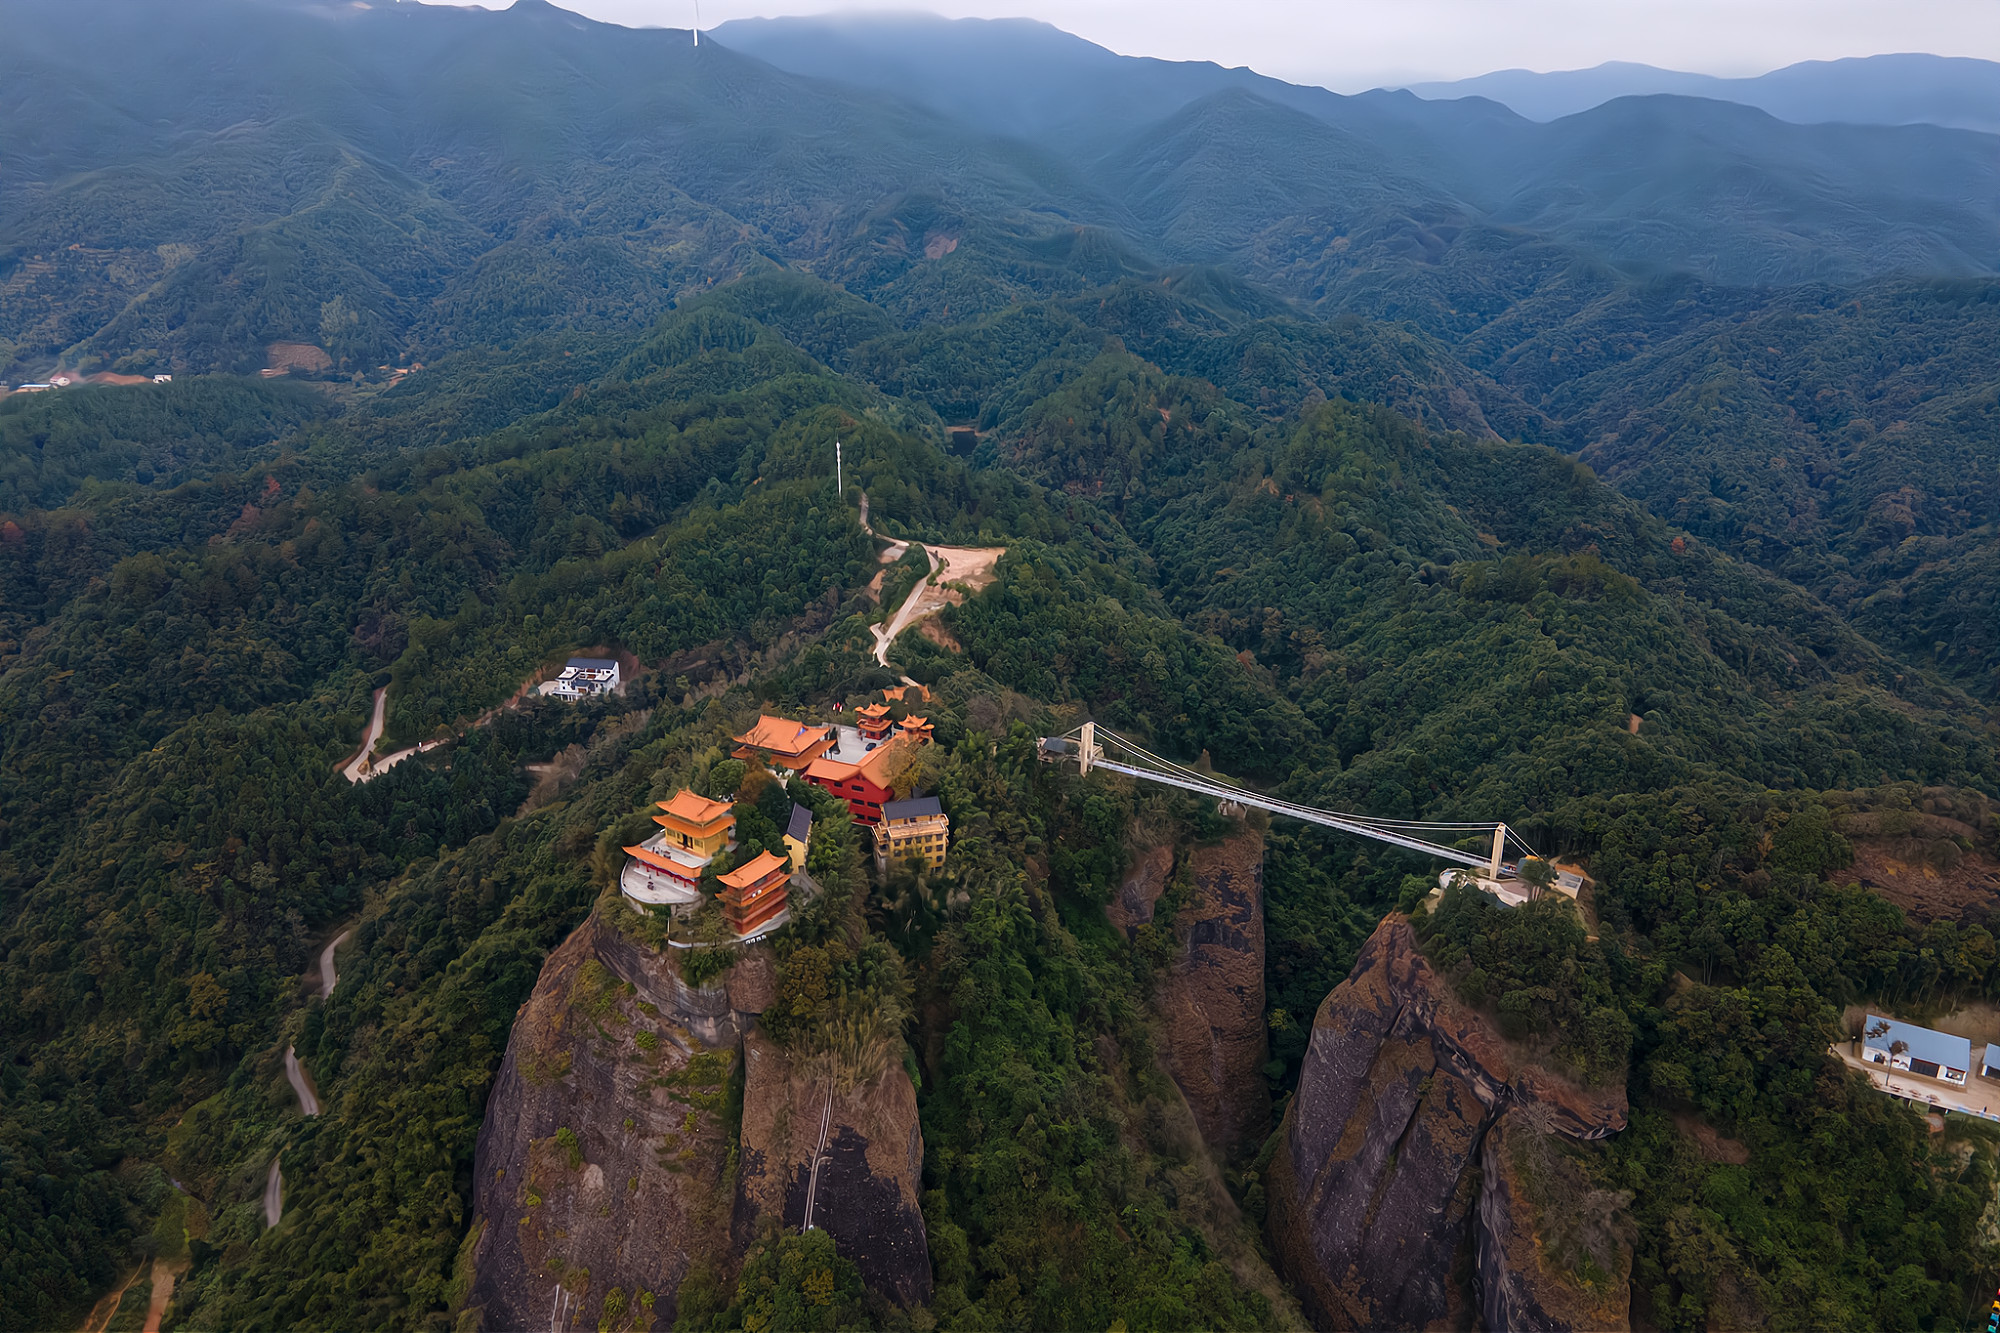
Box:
[874,795,948,873]
[782,803,813,872]
[654,790,735,856]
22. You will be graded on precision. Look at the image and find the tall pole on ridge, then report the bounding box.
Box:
[836,440,843,506]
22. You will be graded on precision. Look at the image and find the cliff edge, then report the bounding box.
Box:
[1265,915,1629,1331]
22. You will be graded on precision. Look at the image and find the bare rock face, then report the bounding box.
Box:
[1155,830,1270,1158]
[734,1030,932,1309]
[464,911,741,1331]
[1265,916,1628,1332]
[1108,842,1173,935]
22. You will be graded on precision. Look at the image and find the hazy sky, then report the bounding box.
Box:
[453,0,2000,88]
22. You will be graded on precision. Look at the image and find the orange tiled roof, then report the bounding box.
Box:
[718,849,790,889]
[657,790,734,824]
[805,733,908,787]
[855,703,891,719]
[901,715,930,728]
[734,715,831,755]
[625,844,693,875]
[882,686,908,702]
[803,754,857,782]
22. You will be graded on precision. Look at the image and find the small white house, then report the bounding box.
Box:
[1860,1014,1970,1086]
[153,374,172,383]
[538,656,620,700]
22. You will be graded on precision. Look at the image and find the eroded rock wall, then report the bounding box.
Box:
[734,1030,932,1309]
[1156,830,1270,1158]
[1265,915,1628,1331]
[464,911,743,1331]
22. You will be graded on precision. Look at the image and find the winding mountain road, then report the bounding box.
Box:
[340,687,443,784]
[284,1046,320,1117]
[318,929,353,1000]
[263,1158,284,1229]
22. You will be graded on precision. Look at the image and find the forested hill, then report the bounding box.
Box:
[3,267,1998,1331]
[4,4,2000,1331]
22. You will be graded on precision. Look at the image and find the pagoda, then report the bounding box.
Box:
[717,850,791,937]
[621,790,735,911]
[897,714,935,746]
[854,702,894,743]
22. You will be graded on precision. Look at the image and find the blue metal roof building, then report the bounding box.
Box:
[1861,1014,1971,1085]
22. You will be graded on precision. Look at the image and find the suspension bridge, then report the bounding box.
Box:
[1038,722,1552,890]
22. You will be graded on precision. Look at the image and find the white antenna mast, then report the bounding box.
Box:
[692,0,700,45]
[835,440,843,503]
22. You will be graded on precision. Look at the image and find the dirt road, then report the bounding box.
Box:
[870,543,1004,667]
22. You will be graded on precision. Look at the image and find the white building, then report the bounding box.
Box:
[538,656,620,700]
[1860,1014,1970,1087]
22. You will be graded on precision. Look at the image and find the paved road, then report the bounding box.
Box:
[340,687,446,784]
[339,688,388,782]
[284,1045,320,1116]
[318,929,353,999]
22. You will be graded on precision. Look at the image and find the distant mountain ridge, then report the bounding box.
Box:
[1406,53,2000,133]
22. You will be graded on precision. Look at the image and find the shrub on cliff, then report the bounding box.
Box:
[1417,885,1632,1085]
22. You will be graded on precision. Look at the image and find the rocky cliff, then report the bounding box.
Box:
[463,910,764,1331]
[464,905,931,1329]
[1161,830,1271,1158]
[1112,828,1271,1159]
[1265,915,1629,1332]
[734,1031,932,1308]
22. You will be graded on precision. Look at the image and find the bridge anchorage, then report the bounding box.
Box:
[1037,722,1581,907]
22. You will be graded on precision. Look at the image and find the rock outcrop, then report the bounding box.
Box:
[1265,915,1629,1332]
[465,905,931,1328]
[1155,830,1270,1158]
[734,1031,932,1309]
[464,911,757,1331]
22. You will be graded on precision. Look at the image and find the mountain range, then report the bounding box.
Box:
[1407,53,2000,133]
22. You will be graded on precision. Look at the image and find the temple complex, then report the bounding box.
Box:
[621,789,735,912]
[718,850,791,936]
